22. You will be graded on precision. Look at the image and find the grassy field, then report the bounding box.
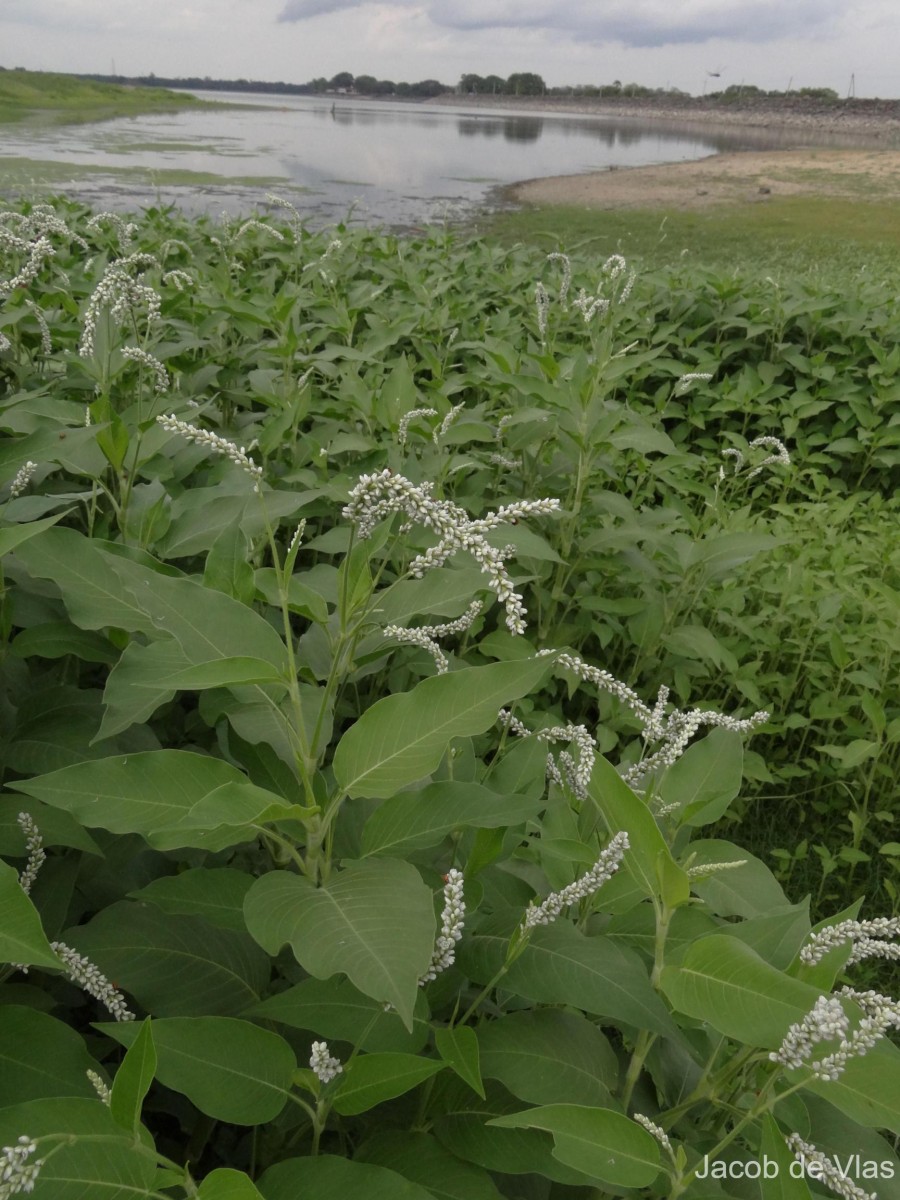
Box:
[0,68,208,125]
[477,194,900,277]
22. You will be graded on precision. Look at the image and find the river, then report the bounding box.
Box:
[0,91,872,228]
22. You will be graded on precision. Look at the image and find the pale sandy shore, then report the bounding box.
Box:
[503,148,900,212]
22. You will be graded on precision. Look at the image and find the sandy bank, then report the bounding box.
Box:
[500,148,900,213]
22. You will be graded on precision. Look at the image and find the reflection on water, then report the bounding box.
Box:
[0,91,881,228]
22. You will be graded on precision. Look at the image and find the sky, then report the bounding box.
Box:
[2,0,898,98]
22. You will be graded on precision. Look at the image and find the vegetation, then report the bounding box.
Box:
[0,197,898,1199]
[0,68,208,127]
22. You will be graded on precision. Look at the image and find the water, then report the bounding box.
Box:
[0,91,868,227]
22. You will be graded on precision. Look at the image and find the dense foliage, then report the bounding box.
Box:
[0,198,898,1199]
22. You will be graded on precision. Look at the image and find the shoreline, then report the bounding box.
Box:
[427,93,900,141]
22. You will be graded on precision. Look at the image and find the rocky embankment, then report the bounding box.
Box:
[431,93,900,140]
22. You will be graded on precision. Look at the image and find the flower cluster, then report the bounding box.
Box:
[156,414,263,490]
[685,859,747,879]
[420,869,466,984]
[434,403,464,444]
[7,463,38,501]
[309,1041,342,1083]
[786,1135,876,1200]
[522,832,629,929]
[0,236,55,298]
[545,252,572,310]
[552,651,768,787]
[86,212,137,251]
[343,471,559,634]
[385,600,482,675]
[746,435,791,478]
[23,300,52,355]
[800,916,900,966]
[50,941,135,1022]
[675,371,714,394]
[500,710,596,800]
[162,269,194,291]
[771,987,900,1081]
[534,282,550,341]
[86,1069,111,1104]
[79,254,161,357]
[397,407,437,447]
[0,1135,43,1198]
[16,813,45,895]
[121,346,169,393]
[633,1113,672,1156]
[235,219,285,242]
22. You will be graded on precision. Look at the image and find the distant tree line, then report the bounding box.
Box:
[73,70,841,104]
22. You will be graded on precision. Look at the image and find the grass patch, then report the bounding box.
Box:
[0,68,213,126]
[477,195,900,278]
[0,155,310,192]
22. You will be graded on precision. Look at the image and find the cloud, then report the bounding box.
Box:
[277,0,847,47]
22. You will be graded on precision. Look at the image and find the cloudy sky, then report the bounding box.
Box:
[2,0,898,97]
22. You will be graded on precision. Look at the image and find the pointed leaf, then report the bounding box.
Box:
[110,1018,157,1134]
[67,901,270,1017]
[198,1168,265,1200]
[244,860,435,1030]
[362,781,542,857]
[476,1010,616,1107]
[435,1025,484,1098]
[759,1114,813,1200]
[244,976,429,1053]
[100,1016,296,1124]
[0,1097,155,1198]
[489,1104,661,1187]
[0,1007,97,1104]
[0,861,61,969]
[357,1131,504,1200]
[130,868,254,933]
[333,659,549,799]
[333,1052,444,1115]
[658,728,744,827]
[258,1155,436,1200]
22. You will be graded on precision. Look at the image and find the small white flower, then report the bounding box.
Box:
[420,869,466,983]
[534,282,550,341]
[7,462,37,500]
[0,1135,43,1198]
[309,1040,342,1083]
[16,813,45,895]
[522,832,629,929]
[786,1135,876,1200]
[86,1069,111,1104]
[156,414,263,490]
[385,600,482,675]
[121,346,169,393]
[675,372,713,395]
[634,1113,672,1155]
[51,941,135,1022]
[397,407,437,447]
[747,435,790,478]
[801,916,900,966]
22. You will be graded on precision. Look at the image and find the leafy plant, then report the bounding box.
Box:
[0,197,898,1199]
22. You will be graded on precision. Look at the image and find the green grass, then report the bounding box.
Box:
[477,195,900,278]
[0,68,210,126]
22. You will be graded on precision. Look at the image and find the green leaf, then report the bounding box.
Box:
[244,859,435,1030]
[138,656,288,690]
[130,868,254,933]
[489,1104,662,1187]
[722,903,812,970]
[258,1155,437,1200]
[588,755,689,906]
[435,1025,484,1098]
[0,1007,97,1104]
[461,922,678,1038]
[686,840,790,918]
[10,751,309,851]
[0,1097,155,1199]
[67,901,270,1017]
[198,1168,266,1200]
[244,977,430,1053]
[100,1016,296,1124]
[333,659,549,799]
[333,1052,444,1115]
[0,861,61,969]
[356,1131,504,1200]
[432,1079,592,1185]
[10,621,118,664]
[109,1017,157,1134]
[660,934,821,1047]
[759,1114,813,1199]
[476,1010,616,1107]
[658,729,744,827]
[361,781,543,857]
[0,510,67,557]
